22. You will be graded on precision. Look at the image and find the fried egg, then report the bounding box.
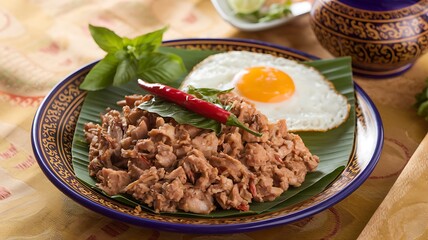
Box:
[180,51,350,132]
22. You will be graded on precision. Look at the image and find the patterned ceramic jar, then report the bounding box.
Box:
[310,0,428,78]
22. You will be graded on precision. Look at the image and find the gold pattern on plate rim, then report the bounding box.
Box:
[36,41,364,225]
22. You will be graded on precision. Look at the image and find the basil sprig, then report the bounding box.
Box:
[80,25,186,91]
[415,78,428,121]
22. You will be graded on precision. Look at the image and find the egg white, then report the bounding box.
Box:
[180,51,350,132]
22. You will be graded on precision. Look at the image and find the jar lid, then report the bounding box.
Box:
[337,0,420,11]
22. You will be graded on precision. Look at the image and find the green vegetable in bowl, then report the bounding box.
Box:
[228,0,292,23]
[79,25,186,91]
[415,78,428,120]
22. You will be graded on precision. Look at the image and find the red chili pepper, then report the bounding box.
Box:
[137,79,262,137]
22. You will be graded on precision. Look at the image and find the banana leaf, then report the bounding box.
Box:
[72,47,355,218]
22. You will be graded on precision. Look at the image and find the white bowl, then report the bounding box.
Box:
[211,0,312,31]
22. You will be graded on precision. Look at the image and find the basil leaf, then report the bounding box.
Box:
[113,57,138,86]
[415,79,428,106]
[417,101,428,116]
[131,27,167,58]
[89,24,123,53]
[137,97,221,134]
[415,78,428,121]
[115,49,128,61]
[138,52,186,85]
[80,53,119,91]
[186,86,233,105]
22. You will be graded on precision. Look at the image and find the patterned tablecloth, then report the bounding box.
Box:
[1,0,427,239]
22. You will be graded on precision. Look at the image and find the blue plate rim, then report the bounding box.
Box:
[31,37,383,234]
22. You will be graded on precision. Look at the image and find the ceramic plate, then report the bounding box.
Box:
[31,38,383,234]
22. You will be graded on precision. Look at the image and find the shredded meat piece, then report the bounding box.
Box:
[96,168,131,196]
[164,178,185,202]
[229,184,250,211]
[125,167,165,206]
[290,133,320,171]
[127,154,151,180]
[84,92,320,214]
[179,186,216,214]
[149,122,175,144]
[209,175,233,209]
[155,143,177,169]
[209,153,252,184]
[181,149,218,191]
[136,139,156,155]
[191,132,219,158]
[252,171,284,202]
[173,125,193,158]
[220,129,243,158]
[165,166,187,183]
[130,117,149,139]
[243,143,269,171]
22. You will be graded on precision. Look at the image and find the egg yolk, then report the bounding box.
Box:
[235,66,295,103]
